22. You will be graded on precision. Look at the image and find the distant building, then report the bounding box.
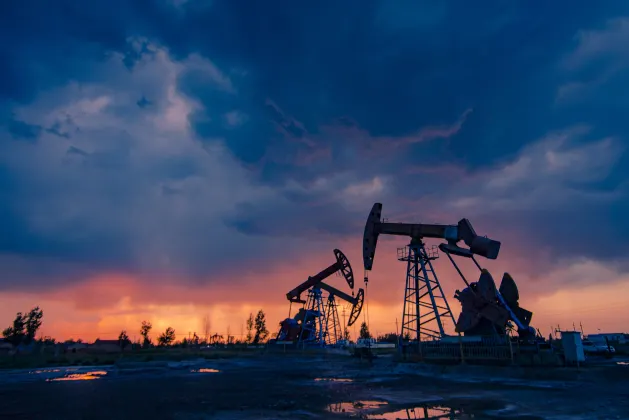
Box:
[65,342,89,353]
[91,339,122,353]
[587,333,627,345]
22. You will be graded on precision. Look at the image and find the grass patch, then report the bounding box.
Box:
[0,346,293,370]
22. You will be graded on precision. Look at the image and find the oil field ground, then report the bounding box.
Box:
[0,353,628,419]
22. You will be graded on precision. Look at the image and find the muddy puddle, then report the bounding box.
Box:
[363,405,464,419]
[46,371,108,382]
[328,400,388,413]
[327,401,466,419]
[315,377,354,383]
[30,369,61,374]
[326,399,539,419]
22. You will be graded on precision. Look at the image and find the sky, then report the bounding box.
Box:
[2,1,629,342]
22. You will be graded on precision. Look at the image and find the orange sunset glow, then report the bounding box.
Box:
[3,237,627,342]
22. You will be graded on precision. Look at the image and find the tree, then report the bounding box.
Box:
[118,330,131,350]
[343,328,351,341]
[3,307,44,346]
[158,327,176,346]
[140,321,152,348]
[202,315,211,343]
[245,313,254,344]
[2,312,26,346]
[38,336,56,345]
[377,332,398,343]
[226,325,233,345]
[253,310,269,344]
[359,322,371,339]
[24,307,43,344]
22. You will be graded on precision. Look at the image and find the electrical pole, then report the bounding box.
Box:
[342,307,347,340]
[342,307,346,328]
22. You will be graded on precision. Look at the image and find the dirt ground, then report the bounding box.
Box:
[0,354,628,419]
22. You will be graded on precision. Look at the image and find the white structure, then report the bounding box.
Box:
[587,333,626,345]
[560,331,585,365]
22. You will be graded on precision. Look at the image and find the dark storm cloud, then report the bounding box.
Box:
[225,197,364,238]
[1,0,629,293]
[4,118,42,141]
[157,1,629,168]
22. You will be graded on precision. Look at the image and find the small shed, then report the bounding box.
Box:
[560,331,585,365]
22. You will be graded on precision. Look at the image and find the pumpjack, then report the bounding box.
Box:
[318,281,364,344]
[276,249,364,347]
[363,202,536,341]
[453,270,535,340]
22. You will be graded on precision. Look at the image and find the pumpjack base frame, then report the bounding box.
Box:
[399,239,456,341]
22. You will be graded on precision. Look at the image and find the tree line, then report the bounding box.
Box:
[1,308,411,347]
[119,309,269,349]
[2,307,270,349]
[358,321,404,343]
[3,307,405,348]
[116,309,272,350]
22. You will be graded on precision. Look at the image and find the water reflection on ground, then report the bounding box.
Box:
[191,368,220,373]
[46,371,108,382]
[366,406,470,420]
[328,401,478,419]
[328,400,388,413]
[30,369,61,374]
[315,377,354,383]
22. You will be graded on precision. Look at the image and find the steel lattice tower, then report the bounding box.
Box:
[298,287,328,347]
[324,295,342,345]
[399,238,455,340]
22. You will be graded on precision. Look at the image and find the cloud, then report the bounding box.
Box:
[0,38,337,290]
[223,110,248,127]
[418,127,629,274]
[557,17,629,104]
[223,173,389,238]
[318,108,473,157]
[344,176,385,199]
[563,17,629,70]
[449,126,624,213]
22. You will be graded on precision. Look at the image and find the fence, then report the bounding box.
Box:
[402,336,514,364]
